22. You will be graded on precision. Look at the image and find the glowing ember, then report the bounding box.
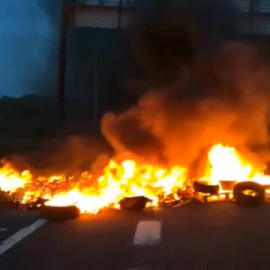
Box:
[0,143,269,214]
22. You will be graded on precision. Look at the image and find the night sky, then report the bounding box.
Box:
[0,0,60,97]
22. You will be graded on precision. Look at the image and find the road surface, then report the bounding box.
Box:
[0,203,270,269]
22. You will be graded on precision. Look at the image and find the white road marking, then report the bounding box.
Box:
[133,221,162,246]
[0,219,47,256]
[127,268,152,270]
[127,268,155,270]
[0,228,8,232]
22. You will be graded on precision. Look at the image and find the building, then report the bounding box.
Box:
[66,0,134,28]
[58,0,270,128]
[67,0,270,36]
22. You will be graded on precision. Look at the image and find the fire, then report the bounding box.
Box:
[0,159,187,214]
[42,160,187,213]
[0,163,31,193]
[205,144,270,186]
[0,143,269,214]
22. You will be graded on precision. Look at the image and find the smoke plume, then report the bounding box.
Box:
[101,0,270,176]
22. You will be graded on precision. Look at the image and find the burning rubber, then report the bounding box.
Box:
[233,182,265,206]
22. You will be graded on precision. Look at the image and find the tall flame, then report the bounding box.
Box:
[206,144,270,186]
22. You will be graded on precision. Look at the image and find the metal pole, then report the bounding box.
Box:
[118,0,123,29]
[57,0,68,130]
[93,45,99,124]
[249,0,259,34]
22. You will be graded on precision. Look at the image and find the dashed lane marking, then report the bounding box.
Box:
[0,219,47,256]
[133,221,162,246]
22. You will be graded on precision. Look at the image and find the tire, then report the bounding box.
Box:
[219,180,238,191]
[193,181,220,195]
[40,205,80,221]
[119,196,151,210]
[233,181,265,206]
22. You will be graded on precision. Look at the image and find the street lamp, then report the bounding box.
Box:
[118,0,123,28]
[57,0,69,130]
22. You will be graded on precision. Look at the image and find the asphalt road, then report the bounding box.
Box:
[0,203,270,269]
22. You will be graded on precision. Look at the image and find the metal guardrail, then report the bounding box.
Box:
[235,0,270,12]
[73,0,269,12]
[73,0,134,7]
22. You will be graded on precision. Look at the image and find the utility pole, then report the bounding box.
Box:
[93,45,99,124]
[57,0,68,130]
[118,0,123,28]
[249,0,260,34]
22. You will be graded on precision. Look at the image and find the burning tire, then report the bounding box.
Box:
[233,181,265,206]
[27,198,48,210]
[39,205,80,221]
[193,181,220,195]
[119,196,151,210]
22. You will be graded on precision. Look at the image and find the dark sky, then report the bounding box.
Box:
[0,0,60,97]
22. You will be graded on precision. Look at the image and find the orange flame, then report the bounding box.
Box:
[0,163,31,193]
[0,144,269,214]
[205,144,270,186]
[41,160,187,213]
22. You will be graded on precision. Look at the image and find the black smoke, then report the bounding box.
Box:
[101,0,270,176]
